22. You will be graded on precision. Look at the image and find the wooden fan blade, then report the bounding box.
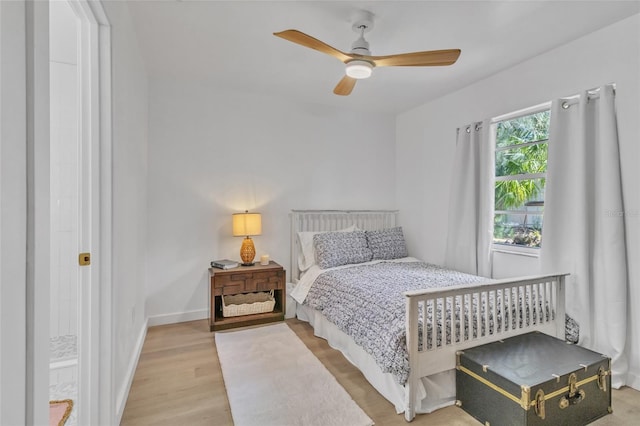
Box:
[274,30,353,63]
[371,49,461,67]
[333,75,357,96]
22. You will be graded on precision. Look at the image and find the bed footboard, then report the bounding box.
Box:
[403,273,567,422]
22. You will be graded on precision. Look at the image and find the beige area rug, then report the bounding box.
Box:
[215,323,374,426]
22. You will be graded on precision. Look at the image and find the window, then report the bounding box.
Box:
[493,109,550,249]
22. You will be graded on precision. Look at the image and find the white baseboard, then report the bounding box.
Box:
[115,318,148,425]
[147,309,208,327]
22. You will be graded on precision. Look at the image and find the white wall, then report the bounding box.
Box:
[396,15,640,387]
[492,250,539,279]
[0,1,28,423]
[101,0,149,420]
[145,82,396,322]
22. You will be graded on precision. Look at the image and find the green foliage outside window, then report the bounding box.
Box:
[494,110,550,247]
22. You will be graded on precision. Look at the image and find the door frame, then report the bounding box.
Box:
[64,0,113,424]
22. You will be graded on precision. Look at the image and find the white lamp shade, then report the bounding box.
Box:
[232,212,262,236]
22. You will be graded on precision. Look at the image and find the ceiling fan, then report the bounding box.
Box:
[273,10,461,96]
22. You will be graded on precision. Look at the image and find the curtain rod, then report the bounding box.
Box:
[550,82,616,108]
[455,83,616,134]
[456,122,482,135]
[561,83,616,108]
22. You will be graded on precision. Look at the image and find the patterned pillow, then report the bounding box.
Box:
[366,227,409,260]
[297,225,356,271]
[313,230,372,269]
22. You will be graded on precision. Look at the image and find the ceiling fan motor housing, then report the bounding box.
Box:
[351,35,371,55]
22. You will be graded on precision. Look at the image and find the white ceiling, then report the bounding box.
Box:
[126,0,640,114]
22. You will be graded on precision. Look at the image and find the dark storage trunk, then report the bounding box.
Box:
[456,331,611,426]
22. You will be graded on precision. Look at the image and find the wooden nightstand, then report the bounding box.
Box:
[209,261,286,332]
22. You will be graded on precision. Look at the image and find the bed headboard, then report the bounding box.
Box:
[289,209,399,282]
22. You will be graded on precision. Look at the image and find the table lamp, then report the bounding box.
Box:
[232,211,262,266]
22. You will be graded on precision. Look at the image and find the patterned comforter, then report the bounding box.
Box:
[303,261,488,385]
[303,260,579,386]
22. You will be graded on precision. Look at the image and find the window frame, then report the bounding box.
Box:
[491,102,551,256]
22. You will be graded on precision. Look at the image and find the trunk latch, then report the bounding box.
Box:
[559,373,586,409]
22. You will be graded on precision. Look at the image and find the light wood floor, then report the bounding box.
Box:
[121,319,640,425]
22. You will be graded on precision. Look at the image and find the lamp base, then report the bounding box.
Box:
[239,236,256,266]
[241,262,255,267]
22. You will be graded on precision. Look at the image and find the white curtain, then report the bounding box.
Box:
[541,84,628,388]
[444,120,494,278]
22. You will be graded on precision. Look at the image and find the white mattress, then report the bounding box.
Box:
[296,303,456,415]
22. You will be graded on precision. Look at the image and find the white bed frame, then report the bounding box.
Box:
[290,210,567,422]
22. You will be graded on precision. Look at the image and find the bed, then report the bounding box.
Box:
[289,210,568,422]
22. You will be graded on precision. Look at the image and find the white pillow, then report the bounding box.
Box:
[297,225,356,272]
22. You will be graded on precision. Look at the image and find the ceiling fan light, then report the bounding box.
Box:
[345,60,373,79]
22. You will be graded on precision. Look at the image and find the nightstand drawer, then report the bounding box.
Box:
[251,271,284,291]
[213,276,241,295]
[213,270,284,295]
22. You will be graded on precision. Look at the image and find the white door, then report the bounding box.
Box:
[49,1,101,424]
